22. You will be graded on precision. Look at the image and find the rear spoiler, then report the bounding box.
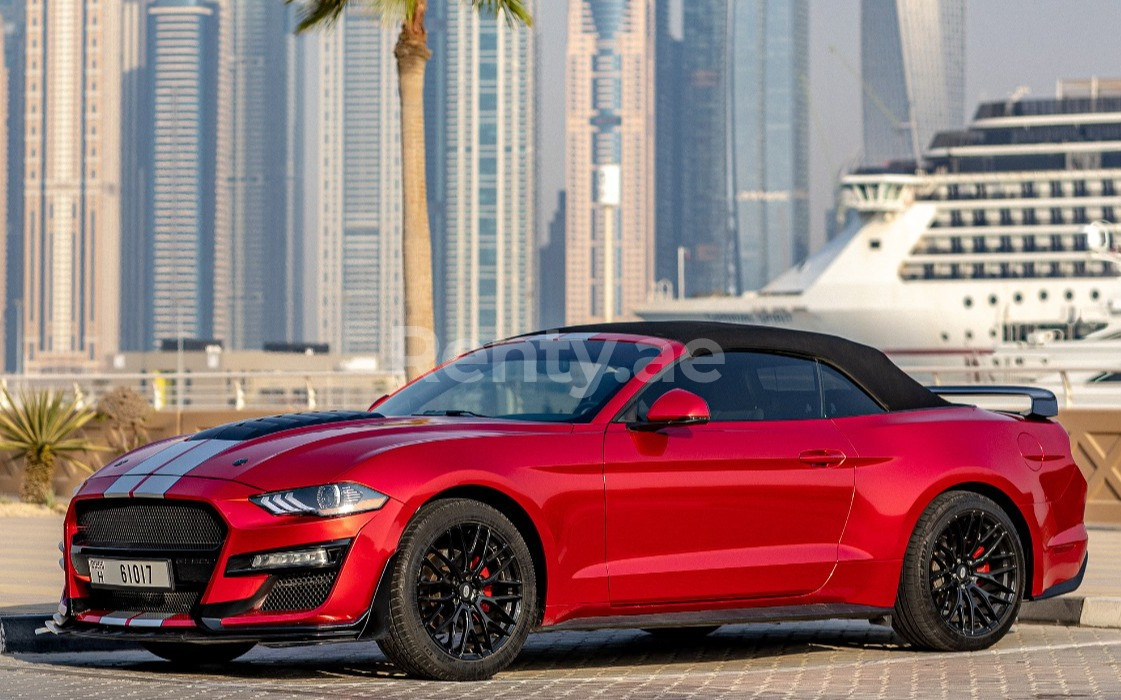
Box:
[926,386,1060,419]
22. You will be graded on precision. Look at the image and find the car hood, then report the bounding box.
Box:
[93,412,572,493]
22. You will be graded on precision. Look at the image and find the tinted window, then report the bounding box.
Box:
[378,340,660,423]
[634,352,822,422]
[820,364,884,418]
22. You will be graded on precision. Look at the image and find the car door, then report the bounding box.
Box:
[603,352,858,606]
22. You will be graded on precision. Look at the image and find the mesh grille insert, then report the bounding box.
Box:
[77,501,226,550]
[261,571,338,612]
[87,589,200,615]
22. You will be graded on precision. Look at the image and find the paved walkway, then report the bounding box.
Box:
[1,515,1118,609]
[0,516,63,611]
[4,623,1121,698]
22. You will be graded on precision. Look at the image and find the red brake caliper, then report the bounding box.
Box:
[972,546,990,574]
[477,562,493,613]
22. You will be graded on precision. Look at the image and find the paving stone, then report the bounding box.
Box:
[2,622,1121,699]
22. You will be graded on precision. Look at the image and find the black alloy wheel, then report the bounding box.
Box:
[893,491,1025,652]
[929,509,1020,637]
[377,499,538,681]
[415,521,525,660]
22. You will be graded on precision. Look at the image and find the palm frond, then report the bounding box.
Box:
[286,0,349,31]
[470,0,533,26]
[288,0,533,32]
[287,0,415,32]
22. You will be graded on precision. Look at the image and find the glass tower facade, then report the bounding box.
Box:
[144,0,218,348]
[730,0,809,292]
[861,0,965,165]
[678,0,731,297]
[212,0,289,350]
[565,0,655,324]
[23,0,123,370]
[427,0,537,351]
[310,6,402,367]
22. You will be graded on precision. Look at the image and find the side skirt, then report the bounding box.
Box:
[548,603,893,632]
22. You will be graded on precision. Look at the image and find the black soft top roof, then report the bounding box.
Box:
[521,321,949,412]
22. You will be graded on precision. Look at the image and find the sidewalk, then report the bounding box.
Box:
[0,515,63,610]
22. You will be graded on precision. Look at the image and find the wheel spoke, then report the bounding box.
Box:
[473,528,493,576]
[926,509,1020,638]
[417,520,524,662]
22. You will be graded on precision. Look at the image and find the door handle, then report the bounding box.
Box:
[798,449,847,467]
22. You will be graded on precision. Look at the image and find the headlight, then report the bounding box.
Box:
[250,482,388,517]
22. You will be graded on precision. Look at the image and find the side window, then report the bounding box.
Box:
[820,364,885,418]
[634,352,823,422]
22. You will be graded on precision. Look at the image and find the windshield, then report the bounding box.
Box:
[377,339,662,423]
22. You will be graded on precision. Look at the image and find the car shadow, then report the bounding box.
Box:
[18,621,909,681]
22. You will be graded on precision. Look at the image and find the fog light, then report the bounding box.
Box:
[250,548,330,571]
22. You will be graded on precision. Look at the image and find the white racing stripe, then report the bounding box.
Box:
[102,439,241,499]
[102,441,196,498]
[130,439,241,498]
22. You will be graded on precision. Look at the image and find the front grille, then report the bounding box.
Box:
[76,500,226,617]
[261,571,338,612]
[87,589,200,615]
[77,501,225,550]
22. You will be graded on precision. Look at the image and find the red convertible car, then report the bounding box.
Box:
[50,322,1088,680]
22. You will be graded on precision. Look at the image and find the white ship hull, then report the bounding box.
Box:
[638,203,1121,369]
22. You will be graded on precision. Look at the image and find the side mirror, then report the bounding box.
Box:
[630,389,711,431]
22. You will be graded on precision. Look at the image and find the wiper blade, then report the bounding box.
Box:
[414,409,489,418]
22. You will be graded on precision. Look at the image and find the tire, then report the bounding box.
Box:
[893,491,1025,652]
[642,626,720,640]
[141,641,256,666]
[377,499,538,681]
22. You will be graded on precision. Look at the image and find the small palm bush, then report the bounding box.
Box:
[0,389,103,505]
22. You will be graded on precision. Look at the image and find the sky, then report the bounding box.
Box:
[535,1,1121,253]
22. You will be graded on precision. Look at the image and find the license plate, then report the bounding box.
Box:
[88,558,173,590]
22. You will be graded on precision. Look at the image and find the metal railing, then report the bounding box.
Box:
[0,370,405,412]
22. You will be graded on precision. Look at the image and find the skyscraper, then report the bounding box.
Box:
[23,0,123,371]
[678,0,730,297]
[730,0,809,291]
[308,6,402,367]
[144,0,218,348]
[428,0,537,350]
[861,0,966,164]
[0,9,8,369]
[538,191,566,329]
[653,0,682,292]
[119,0,147,352]
[2,0,24,371]
[213,0,289,350]
[565,0,655,324]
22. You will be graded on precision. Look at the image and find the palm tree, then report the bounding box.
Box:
[0,389,103,505]
[289,0,533,381]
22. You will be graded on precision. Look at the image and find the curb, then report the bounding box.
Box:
[1018,596,1121,628]
[0,614,136,654]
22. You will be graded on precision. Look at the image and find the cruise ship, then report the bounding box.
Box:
[637,80,1121,368]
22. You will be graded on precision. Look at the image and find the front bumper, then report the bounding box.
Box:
[53,477,404,642]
